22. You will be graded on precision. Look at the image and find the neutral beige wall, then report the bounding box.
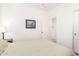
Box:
[0,7,3,39]
[49,4,79,49]
[2,3,79,50]
[0,3,50,40]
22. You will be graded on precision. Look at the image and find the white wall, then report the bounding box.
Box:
[0,3,49,40]
[0,6,3,39]
[1,3,79,50]
[49,4,79,49]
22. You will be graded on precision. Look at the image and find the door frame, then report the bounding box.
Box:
[51,17,57,42]
[73,9,79,53]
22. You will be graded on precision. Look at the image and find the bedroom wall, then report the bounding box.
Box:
[49,4,79,49]
[0,3,50,40]
[2,3,79,50]
[0,6,2,39]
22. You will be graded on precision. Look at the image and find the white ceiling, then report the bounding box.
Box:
[25,3,62,11]
[0,3,62,11]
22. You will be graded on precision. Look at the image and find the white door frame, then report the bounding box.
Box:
[51,17,57,42]
[73,9,79,54]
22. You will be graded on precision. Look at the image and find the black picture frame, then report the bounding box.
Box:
[25,19,36,29]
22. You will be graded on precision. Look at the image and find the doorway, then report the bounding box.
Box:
[51,17,57,42]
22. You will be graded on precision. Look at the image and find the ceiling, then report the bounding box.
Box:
[25,3,62,11]
[0,3,62,11]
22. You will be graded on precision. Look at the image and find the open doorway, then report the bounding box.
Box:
[50,17,57,42]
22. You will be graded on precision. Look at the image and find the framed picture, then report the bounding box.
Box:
[25,19,36,28]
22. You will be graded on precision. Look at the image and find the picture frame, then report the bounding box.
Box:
[25,19,36,29]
